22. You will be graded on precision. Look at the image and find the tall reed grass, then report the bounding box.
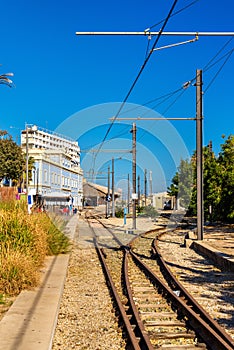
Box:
[0,201,70,295]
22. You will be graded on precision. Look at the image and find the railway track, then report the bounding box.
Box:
[85,210,234,349]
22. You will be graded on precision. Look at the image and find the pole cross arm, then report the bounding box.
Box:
[109,117,196,121]
[76,31,234,37]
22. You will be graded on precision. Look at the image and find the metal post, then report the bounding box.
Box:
[149,170,153,205]
[36,168,39,194]
[112,158,115,217]
[131,123,137,229]
[106,166,110,218]
[196,69,203,240]
[137,175,140,206]
[127,173,130,214]
[144,169,147,206]
[26,126,29,201]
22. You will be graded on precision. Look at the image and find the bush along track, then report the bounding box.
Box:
[0,201,70,297]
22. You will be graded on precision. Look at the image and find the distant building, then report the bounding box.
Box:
[83,181,121,207]
[152,192,175,210]
[21,125,83,209]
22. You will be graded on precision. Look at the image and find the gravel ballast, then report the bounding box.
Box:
[52,244,126,350]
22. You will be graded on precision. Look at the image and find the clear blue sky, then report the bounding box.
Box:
[0,0,233,193]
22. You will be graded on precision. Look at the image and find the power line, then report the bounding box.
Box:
[147,0,200,31]
[204,48,234,93]
[203,37,233,72]
[203,47,234,73]
[131,42,234,127]
[92,0,179,168]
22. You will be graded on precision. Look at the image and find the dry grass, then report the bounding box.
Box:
[0,200,70,296]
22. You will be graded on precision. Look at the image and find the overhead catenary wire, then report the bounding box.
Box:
[203,47,234,74]
[204,48,234,93]
[88,43,234,176]
[91,0,179,170]
[126,41,234,143]
[124,38,234,122]
[203,37,233,72]
[87,39,231,178]
[147,0,201,32]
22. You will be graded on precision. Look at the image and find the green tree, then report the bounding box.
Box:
[0,131,24,186]
[167,158,193,210]
[202,145,222,221]
[217,135,234,222]
[168,135,234,223]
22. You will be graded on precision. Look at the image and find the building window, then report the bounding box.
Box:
[44,170,48,183]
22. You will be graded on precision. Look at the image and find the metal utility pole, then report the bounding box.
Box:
[137,175,140,206]
[26,126,29,201]
[144,169,147,206]
[106,166,110,218]
[131,123,137,230]
[149,170,153,205]
[196,69,203,240]
[112,158,115,217]
[127,173,130,214]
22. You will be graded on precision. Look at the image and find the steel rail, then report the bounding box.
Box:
[123,249,155,350]
[87,213,158,348]
[96,246,141,350]
[129,249,233,350]
[152,236,234,349]
[85,213,141,350]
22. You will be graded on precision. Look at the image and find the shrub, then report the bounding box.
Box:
[115,206,124,218]
[0,203,70,295]
[138,205,159,218]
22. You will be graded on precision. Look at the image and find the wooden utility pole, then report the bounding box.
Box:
[196,69,203,240]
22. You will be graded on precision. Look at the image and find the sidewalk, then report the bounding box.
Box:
[0,215,78,350]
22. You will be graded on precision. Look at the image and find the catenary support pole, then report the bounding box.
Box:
[137,175,140,206]
[106,166,110,218]
[112,158,115,217]
[26,126,29,203]
[144,169,147,206]
[127,173,130,214]
[131,123,137,229]
[196,69,203,240]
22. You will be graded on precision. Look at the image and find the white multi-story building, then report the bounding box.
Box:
[21,125,83,209]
